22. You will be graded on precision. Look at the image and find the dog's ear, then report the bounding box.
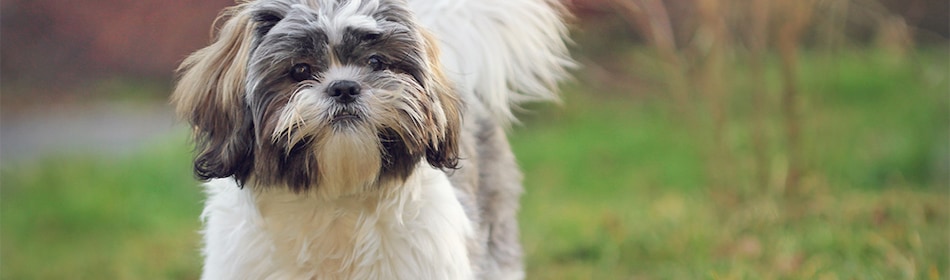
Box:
[420,31,462,169]
[172,5,256,183]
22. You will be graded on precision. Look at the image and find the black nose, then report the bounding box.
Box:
[327,80,361,104]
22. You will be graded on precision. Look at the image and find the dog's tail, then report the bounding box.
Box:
[410,0,574,124]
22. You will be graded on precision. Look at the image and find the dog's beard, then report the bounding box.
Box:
[261,67,428,197]
[268,92,387,197]
[313,125,382,197]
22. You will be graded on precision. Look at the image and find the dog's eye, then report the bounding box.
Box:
[361,32,381,42]
[367,56,386,71]
[290,63,313,82]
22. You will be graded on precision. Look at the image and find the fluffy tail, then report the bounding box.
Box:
[410,0,574,124]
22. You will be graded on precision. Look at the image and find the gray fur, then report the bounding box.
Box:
[450,114,527,278]
[176,0,535,278]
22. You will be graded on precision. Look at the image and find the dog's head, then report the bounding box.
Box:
[172,0,461,196]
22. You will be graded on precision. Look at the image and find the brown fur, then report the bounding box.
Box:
[420,30,462,170]
[172,4,256,182]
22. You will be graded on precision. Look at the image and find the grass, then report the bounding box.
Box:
[1,48,947,279]
[1,138,204,279]
[514,48,949,279]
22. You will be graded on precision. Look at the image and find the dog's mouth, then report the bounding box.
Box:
[331,110,362,125]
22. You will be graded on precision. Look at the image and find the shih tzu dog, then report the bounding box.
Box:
[172,0,571,279]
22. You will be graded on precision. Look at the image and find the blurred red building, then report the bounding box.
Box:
[1,0,233,89]
[1,0,945,96]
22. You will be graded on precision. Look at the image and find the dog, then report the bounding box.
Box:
[172,0,571,278]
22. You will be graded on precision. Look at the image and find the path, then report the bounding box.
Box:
[0,102,184,165]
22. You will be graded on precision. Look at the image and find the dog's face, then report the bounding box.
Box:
[173,0,461,196]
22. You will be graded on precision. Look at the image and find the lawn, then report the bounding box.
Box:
[2,48,947,279]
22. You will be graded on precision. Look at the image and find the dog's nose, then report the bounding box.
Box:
[327,80,361,104]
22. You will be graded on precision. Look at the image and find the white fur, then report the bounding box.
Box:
[193,0,573,278]
[409,0,574,124]
[200,165,473,280]
[295,2,380,45]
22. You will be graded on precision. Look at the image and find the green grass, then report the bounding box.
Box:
[1,48,947,279]
[514,97,948,279]
[513,48,948,279]
[1,137,204,279]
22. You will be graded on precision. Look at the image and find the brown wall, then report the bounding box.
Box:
[1,0,233,87]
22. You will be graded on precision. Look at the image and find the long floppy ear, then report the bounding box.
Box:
[420,31,463,169]
[171,4,256,182]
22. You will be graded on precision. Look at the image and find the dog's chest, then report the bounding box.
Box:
[201,168,473,279]
[259,197,427,278]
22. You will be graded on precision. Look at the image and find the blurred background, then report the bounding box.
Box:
[1,0,947,279]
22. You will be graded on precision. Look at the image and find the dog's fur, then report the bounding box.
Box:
[172,0,571,279]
